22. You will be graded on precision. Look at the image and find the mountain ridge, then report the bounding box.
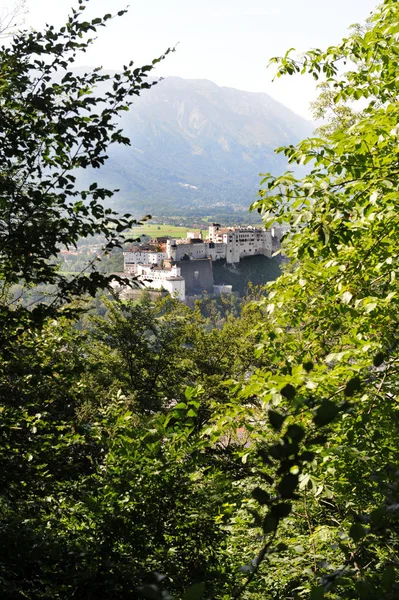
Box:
[76,74,314,218]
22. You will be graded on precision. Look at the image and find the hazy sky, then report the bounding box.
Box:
[3,0,378,119]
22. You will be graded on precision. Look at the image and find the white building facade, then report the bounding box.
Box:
[220,227,273,263]
[120,224,282,302]
[123,249,167,273]
[136,264,185,301]
[166,225,273,264]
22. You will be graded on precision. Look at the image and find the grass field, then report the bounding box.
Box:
[126,223,207,240]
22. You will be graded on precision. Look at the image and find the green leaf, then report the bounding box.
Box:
[300,451,315,462]
[341,291,353,305]
[247,508,263,527]
[276,542,288,551]
[382,565,396,588]
[364,302,377,314]
[373,352,384,367]
[259,471,274,484]
[173,402,187,410]
[303,361,314,372]
[285,424,305,441]
[258,448,273,465]
[307,434,328,446]
[355,580,372,596]
[277,473,299,498]
[271,502,292,519]
[136,584,159,600]
[349,522,366,543]
[263,514,278,533]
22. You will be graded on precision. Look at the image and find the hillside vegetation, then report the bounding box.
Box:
[1,1,399,599]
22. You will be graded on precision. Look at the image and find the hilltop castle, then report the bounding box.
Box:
[113,224,283,301]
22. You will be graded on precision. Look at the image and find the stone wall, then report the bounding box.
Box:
[176,258,214,295]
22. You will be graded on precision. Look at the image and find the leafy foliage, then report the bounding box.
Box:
[0,0,170,319]
[227,0,399,596]
[3,1,399,599]
[0,300,255,598]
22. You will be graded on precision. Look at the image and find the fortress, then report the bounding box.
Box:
[114,224,283,301]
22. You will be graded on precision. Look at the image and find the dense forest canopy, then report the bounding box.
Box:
[1,0,399,599]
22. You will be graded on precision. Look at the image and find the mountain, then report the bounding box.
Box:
[84,76,314,218]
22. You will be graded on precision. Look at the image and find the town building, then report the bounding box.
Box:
[123,245,167,273]
[166,224,275,264]
[119,223,283,302]
[110,264,185,301]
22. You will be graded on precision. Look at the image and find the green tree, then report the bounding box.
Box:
[0,316,241,599]
[87,296,193,413]
[0,0,170,324]
[0,3,237,598]
[221,0,399,597]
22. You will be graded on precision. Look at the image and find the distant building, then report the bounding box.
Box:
[121,223,283,301]
[213,284,233,295]
[135,264,185,301]
[208,224,273,263]
[166,224,274,264]
[187,231,203,240]
[123,245,167,273]
[110,264,185,301]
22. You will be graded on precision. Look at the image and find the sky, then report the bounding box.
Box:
[2,0,379,119]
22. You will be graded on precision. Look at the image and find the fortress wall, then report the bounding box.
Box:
[176,258,214,295]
